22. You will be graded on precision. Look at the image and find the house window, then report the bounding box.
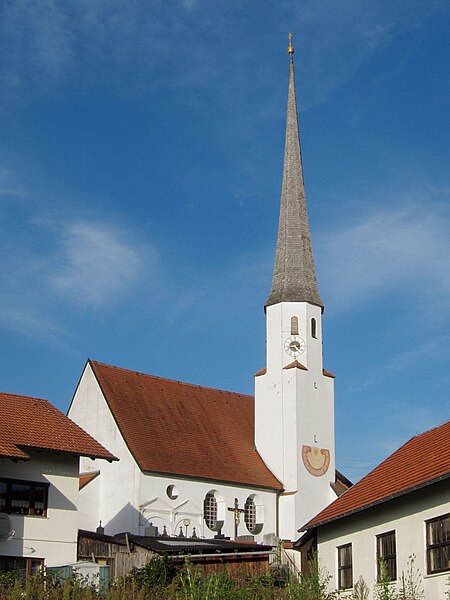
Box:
[426,514,450,574]
[204,492,218,531]
[0,478,49,516]
[377,531,397,580]
[291,316,299,335]
[338,543,353,589]
[311,318,317,339]
[0,557,44,580]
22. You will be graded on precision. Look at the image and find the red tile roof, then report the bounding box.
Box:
[304,420,450,530]
[88,360,282,489]
[0,392,117,462]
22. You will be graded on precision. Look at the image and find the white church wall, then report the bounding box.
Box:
[69,363,140,535]
[0,452,80,567]
[138,472,277,543]
[317,483,450,599]
[69,364,278,542]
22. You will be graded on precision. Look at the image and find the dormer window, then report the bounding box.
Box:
[291,316,299,335]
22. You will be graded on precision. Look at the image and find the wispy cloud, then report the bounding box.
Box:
[293,0,447,108]
[318,201,450,315]
[0,167,25,199]
[50,222,147,309]
[0,213,155,343]
[349,336,449,393]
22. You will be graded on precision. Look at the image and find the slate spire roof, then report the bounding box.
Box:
[266,37,323,309]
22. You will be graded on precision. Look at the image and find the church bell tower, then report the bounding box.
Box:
[255,35,336,541]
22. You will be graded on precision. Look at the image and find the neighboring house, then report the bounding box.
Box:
[68,38,349,547]
[297,420,450,599]
[0,392,117,578]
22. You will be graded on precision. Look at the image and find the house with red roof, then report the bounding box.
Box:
[67,39,350,548]
[296,420,450,598]
[0,392,116,578]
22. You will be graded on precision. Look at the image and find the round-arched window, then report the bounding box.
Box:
[244,496,256,533]
[203,492,218,531]
[244,494,263,535]
[311,318,317,339]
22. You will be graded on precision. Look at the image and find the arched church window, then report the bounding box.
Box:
[311,318,317,339]
[244,494,264,535]
[204,492,218,531]
[291,316,299,335]
[244,497,256,533]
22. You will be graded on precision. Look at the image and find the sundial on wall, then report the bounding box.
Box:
[302,445,330,477]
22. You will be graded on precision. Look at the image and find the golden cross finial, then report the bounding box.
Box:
[287,33,294,59]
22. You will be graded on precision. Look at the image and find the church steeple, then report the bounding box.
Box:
[266,34,323,309]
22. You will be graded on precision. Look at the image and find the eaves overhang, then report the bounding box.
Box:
[300,471,450,533]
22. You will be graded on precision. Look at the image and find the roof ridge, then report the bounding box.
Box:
[89,359,253,399]
[0,391,50,404]
[408,418,450,441]
[342,419,450,489]
[303,418,450,531]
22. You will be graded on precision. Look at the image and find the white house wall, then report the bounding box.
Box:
[317,482,450,599]
[0,452,80,567]
[78,475,100,532]
[70,364,279,542]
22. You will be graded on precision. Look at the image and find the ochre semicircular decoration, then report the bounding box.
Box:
[302,445,330,477]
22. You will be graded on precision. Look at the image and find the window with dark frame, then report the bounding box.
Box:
[0,556,44,579]
[377,531,397,581]
[0,478,49,517]
[338,543,353,589]
[426,514,450,574]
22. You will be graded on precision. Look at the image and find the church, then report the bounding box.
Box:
[68,36,349,546]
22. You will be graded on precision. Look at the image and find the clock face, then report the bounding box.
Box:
[284,335,306,356]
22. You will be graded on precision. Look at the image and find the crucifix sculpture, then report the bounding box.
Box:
[227,497,245,539]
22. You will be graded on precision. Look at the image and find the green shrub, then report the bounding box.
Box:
[374,560,397,600]
[398,555,424,600]
[125,554,176,592]
[287,552,336,600]
[352,576,369,600]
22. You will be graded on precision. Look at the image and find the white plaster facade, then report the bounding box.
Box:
[315,481,450,599]
[69,363,278,543]
[255,301,336,540]
[0,451,81,568]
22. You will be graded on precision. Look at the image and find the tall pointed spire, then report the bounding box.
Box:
[266,35,323,309]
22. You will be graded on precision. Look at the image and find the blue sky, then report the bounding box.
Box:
[1,1,449,482]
